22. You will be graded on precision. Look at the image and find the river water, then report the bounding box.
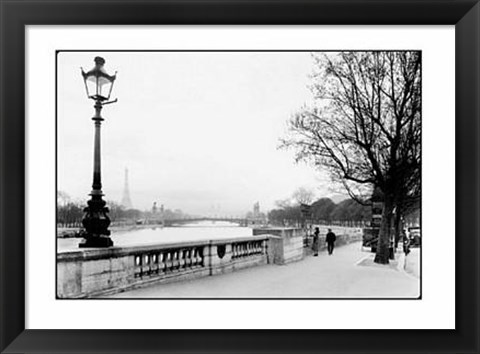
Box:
[57,220,253,252]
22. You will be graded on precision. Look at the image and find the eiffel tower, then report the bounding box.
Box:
[121,168,133,209]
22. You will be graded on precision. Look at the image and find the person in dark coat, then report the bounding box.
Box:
[402,230,411,255]
[326,228,336,255]
[312,227,320,256]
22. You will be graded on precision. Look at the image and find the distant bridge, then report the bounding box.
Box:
[164,217,252,227]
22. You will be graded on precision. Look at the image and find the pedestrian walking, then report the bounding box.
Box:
[326,228,336,255]
[402,230,411,255]
[312,227,320,256]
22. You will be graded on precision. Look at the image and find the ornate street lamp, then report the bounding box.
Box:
[79,56,117,248]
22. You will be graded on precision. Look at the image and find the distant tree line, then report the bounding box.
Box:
[57,191,187,228]
[268,197,371,227]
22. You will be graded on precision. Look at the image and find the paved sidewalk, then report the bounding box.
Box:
[109,242,420,299]
[404,248,421,278]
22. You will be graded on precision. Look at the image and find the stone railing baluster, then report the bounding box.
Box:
[193,247,201,267]
[165,251,173,272]
[151,253,158,275]
[185,248,192,268]
[179,250,186,269]
[158,252,165,274]
[134,255,141,278]
[197,247,204,266]
[143,254,150,276]
[173,251,180,271]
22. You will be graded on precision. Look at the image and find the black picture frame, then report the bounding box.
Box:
[0,0,478,353]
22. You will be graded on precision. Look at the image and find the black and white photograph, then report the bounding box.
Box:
[4,0,479,351]
[56,50,421,299]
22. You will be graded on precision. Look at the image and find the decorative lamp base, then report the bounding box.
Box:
[79,236,114,248]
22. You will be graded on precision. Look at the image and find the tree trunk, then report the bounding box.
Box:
[393,210,402,249]
[374,195,394,264]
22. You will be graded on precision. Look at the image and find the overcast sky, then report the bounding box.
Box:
[57,51,338,216]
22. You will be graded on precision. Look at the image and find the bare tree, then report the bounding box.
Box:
[275,198,294,209]
[57,190,71,207]
[292,187,315,206]
[282,51,421,264]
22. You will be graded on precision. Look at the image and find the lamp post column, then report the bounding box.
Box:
[91,101,103,195]
[79,100,113,248]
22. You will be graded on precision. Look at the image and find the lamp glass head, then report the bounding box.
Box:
[81,56,116,102]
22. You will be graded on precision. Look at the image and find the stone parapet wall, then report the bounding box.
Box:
[57,235,269,298]
[253,228,305,265]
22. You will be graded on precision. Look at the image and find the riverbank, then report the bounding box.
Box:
[57,223,254,252]
[57,223,165,238]
[58,223,363,238]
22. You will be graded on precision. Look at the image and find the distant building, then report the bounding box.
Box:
[121,168,133,209]
[253,202,260,218]
[247,201,266,225]
[148,201,164,225]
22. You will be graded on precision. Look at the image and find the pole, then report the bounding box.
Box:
[79,100,113,248]
[91,101,103,195]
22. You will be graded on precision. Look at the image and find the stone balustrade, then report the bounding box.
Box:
[57,235,269,298]
[133,244,206,279]
[57,228,363,298]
